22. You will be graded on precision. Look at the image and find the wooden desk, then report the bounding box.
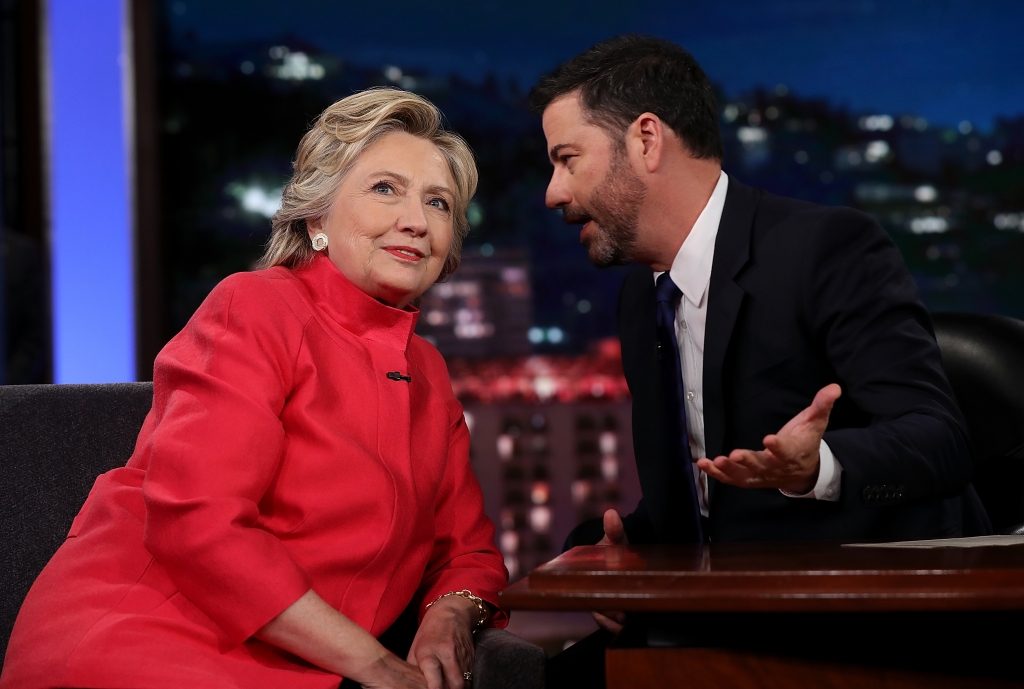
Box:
[501,543,1024,688]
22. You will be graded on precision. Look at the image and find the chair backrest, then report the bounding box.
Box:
[0,382,153,662]
[932,313,1024,532]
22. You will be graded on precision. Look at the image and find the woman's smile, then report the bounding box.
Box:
[383,245,426,262]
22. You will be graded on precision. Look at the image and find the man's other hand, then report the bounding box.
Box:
[696,384,841,494]
[593,509,628,634]
[596,508,627,546]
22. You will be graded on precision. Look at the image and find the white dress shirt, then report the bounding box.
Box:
[654,171,841,517]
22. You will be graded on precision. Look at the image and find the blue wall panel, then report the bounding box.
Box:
[48,0,134,382]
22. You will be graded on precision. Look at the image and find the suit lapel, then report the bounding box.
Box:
[704,179,759,475]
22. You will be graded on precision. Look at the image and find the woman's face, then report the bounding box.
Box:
[310,131,456,309]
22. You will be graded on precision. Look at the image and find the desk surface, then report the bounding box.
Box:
[499,542,1024,613]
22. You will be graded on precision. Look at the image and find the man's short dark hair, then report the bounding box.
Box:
[530,35,723,161]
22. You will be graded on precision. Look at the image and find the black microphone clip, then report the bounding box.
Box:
[386,371,412,383]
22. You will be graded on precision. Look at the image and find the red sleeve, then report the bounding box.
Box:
[417,396,510,628]
[140,273,313,646]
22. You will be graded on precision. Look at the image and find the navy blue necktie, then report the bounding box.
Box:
[655,273,705,543]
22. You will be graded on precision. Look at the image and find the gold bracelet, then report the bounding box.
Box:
[424,589,489,630]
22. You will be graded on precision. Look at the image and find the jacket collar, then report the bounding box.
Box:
[295,253,420,352]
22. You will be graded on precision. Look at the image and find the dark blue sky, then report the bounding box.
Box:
[170,0,1024,130]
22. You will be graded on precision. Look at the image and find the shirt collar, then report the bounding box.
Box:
[294,252,420,352]
[654,170,729,307]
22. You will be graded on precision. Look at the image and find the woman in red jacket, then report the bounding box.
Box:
[1,88,507,689]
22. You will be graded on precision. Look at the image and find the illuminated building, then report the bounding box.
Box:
[452,342,641,580]
[416,251,532,358]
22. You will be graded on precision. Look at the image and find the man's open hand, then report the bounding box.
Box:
[696,384,841,494]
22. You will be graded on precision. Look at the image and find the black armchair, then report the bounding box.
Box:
[0,383,544,687]
[933,312,1024,533]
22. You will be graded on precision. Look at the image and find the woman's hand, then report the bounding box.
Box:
[350,649,429,689]
[256,589,427,688]
[407,596,478,689]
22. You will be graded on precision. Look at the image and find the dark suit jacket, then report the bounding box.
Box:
[618,179,990,544]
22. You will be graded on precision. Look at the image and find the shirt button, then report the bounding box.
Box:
[681,321,688,330]
[686,391,695,401]
[826,488,834,496]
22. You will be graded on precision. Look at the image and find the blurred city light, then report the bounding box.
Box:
[467,201,484,227]
[270,48,325,80]
[500,530,519,553]
[601,455,619,481]
[530,481,550,505]
[914,185,938,203]
[909,217,950,234]
[599,431,617,455]
[530,505,552,533]
[496,434,514,461]
[737,126,767,143]
[859,114,894,131]
[987,150,1004,165]
[533,375,556,401]
[227,183,283,218]
[865,140,891,162]
[994,214,1024,231]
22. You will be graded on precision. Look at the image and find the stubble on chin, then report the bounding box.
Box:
[578,153,646,269]
[584,222,631,268]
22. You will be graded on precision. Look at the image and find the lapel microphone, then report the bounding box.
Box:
[386,371,412,383]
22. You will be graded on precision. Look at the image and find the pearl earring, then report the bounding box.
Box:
[311,233,328,251]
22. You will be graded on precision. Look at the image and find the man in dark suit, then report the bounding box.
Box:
[532,35,989,684]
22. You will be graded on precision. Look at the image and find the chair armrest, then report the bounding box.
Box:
[473,627,545,689]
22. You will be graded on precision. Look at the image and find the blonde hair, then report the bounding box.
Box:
[258,88,478,281]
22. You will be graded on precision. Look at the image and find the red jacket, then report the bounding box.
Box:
[1,254,507,688]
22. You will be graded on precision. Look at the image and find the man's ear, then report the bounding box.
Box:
[629,112,664,173]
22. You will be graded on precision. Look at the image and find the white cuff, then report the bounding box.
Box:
[780,440,842,501]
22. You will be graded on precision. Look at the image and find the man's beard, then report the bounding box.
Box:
[562,150,646,268]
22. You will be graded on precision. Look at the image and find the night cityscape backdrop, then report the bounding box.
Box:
[158,0,1024,363]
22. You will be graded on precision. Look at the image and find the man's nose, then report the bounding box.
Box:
[545,170,571,210]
